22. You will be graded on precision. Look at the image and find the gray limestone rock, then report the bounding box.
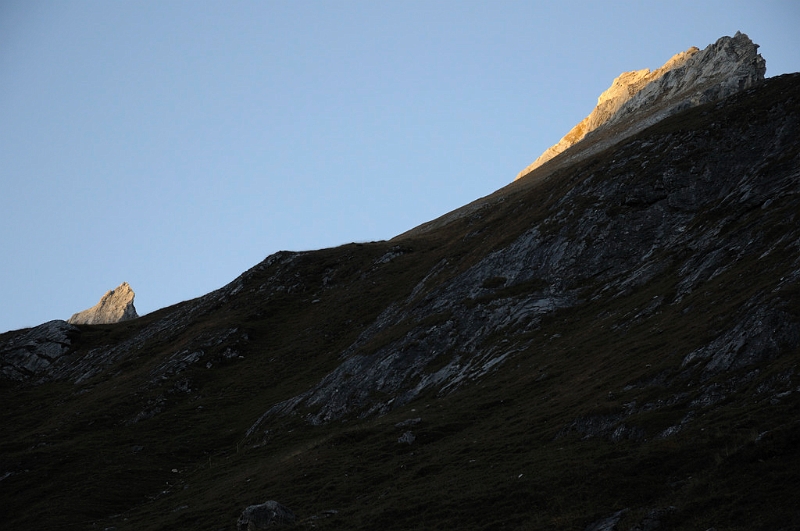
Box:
[68,282,139,325]
[0,320,79,381]
[681,305,800,379]
[237,501,296,529]
[398,431,416,444]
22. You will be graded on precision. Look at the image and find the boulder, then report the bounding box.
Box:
[68,282,139,325]
[398,431,416,444]
[237,501,296,529]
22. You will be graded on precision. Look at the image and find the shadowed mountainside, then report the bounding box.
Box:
[1,71,799,530]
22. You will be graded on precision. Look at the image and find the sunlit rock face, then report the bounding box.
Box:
[516,32,766,180]
[67,282,139,325]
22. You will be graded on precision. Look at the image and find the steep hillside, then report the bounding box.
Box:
[2,72,800,531]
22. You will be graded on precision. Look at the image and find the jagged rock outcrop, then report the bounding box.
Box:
[67,282,139,325]
[516,32,766,180]
[0,320,79,381]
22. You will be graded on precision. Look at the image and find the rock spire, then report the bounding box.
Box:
[68,282,139,325]
[516,32,766,180]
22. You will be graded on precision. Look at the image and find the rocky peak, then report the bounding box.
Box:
[67,282,139,325]
[516,31,766,180]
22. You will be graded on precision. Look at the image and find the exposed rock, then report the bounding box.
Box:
[237,501,296,529]
[395,417,422,428]
[307,509,339,521]
[584,509,627,531]
[0,320,79,381]
[68,282,139,325]
[517,32,766,179]
[398,431,416,444]
[681,305,800,379]
[629,507,677,531]
[524,48,699,175]
[560,414,644,442]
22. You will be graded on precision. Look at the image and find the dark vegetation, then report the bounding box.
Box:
[1,74,800,530]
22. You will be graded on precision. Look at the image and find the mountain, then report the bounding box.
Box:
[67,282,139,325]
[515,32,766,180]
[1,41,799,530]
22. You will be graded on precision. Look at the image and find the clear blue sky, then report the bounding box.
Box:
[1,1,798,332]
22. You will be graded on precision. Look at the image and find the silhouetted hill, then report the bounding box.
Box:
[1,69,799,530]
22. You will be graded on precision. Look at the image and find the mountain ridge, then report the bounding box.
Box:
[516,32,766,180]
[1,53,799,531]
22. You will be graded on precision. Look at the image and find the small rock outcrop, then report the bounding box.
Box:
[68,282,139,325]
[237,501,296,529]
[516,32,766,179]
[0,320,79,381]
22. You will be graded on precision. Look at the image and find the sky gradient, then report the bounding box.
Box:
[2,1,799,332]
